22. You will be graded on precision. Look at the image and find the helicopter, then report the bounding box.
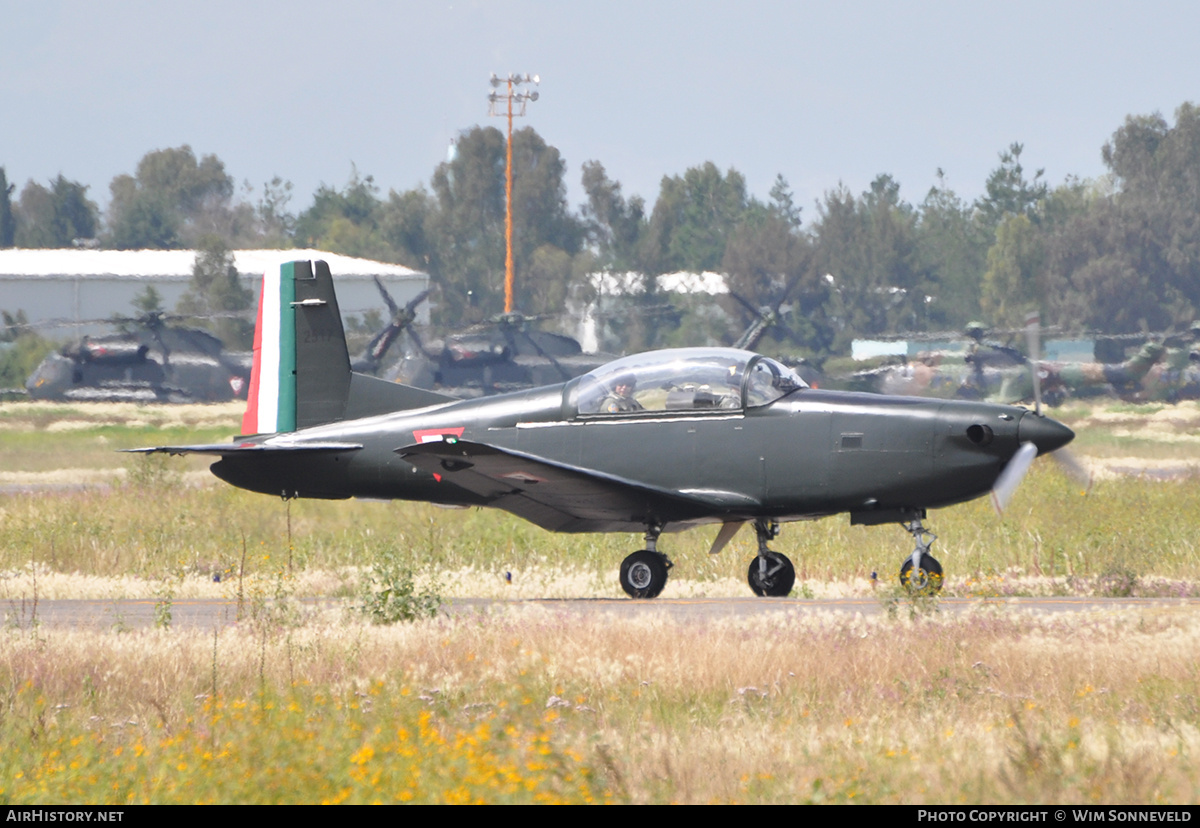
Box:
[357,276,618,398]
[824,320,1191,407]
[25,312,253,404]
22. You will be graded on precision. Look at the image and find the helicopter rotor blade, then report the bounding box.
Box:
[515,326,573,382]
[728,290,763,318]
[1025,311,1043,416]
[373,275,402,318]
[404,288,431,315]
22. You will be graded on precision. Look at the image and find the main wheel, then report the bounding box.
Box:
[620,550,669,599]
[747,552,795,597]
[899,555,944,594]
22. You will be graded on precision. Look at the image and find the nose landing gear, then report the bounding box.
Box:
[899,517,942,594]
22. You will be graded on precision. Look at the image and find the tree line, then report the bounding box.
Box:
[3,101,1200,360]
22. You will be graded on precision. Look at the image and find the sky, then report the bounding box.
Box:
[3,1,1198,223]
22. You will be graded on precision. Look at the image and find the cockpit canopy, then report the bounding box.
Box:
[571,348,807,416]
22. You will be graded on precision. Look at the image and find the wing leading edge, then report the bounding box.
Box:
[398,438,759,533]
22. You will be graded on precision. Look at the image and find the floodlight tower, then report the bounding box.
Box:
[488,72,540,314]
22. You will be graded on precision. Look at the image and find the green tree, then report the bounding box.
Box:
[974,143,1048,231]
[132,285,165,317]
[379,187,434,269]
[642,162,748,275]
[811,175,923,352]
[254,176,297,247]
[106,146,235,249]
[580,160,646,271]
[0,311,54,390]
[768,173,802,228]
[1043,103,1200,332]
[915,171,989,329]
[426,126,582,324]
[177,235,253,347]
[427,127,507,322]
[979,213,1044,328]
[13,175,98,247]
[13,180,56,247]
[0,168,15,247]
[721,193,827,355]
[509,127,582,269]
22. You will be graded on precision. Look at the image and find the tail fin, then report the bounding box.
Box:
[242,260,452,435]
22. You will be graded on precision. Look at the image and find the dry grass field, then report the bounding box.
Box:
[2,399,1199,803]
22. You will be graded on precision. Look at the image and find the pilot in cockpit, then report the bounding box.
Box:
[601,373,643,413]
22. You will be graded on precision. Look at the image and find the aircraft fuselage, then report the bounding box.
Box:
[211,381,1070,531]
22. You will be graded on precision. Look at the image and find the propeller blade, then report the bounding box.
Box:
[1052,448,1093,495]
[991,441,1038,516]
[1025,311,1042,416]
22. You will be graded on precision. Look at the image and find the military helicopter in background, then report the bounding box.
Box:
[724,281,824,388]
[358,276,617,398]
[828,320,1188,407]
[1121,324,1200,403]
[25,312,253,403]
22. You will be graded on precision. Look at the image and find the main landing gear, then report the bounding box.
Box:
[619,526,673,598]
[618,519,799,599]
[899,516,943,594]
[747,519,795,597]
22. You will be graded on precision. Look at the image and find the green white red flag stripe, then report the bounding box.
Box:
[241,262,298,434]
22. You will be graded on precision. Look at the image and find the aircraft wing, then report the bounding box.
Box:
[125,441,363,457]
[398,438,758,533]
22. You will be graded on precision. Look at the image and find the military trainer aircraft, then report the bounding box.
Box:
[132,260,1076,599]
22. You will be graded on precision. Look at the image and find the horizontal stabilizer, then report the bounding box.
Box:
[125,441,363,457]
[342,372,455,420]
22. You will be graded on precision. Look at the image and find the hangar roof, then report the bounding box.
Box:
[0,249,425,280]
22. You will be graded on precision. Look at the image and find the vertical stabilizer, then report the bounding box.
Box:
[242,260,351,433]
[240,260,453,436]
[293,260,352,427]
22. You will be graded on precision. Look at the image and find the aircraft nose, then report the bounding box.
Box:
[1018,412,1074,455]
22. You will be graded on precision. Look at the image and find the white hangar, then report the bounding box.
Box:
[0,248,429,338]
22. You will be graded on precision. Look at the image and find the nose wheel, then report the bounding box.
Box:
[748,552,795,597]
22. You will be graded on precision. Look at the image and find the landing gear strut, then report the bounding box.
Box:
[619,525,672,599]
[899,517,943,594]
[747,519,795,597]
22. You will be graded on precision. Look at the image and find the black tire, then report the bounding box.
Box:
[747,552,795,597]
[620,550,669,599]
[899,555,944,594]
